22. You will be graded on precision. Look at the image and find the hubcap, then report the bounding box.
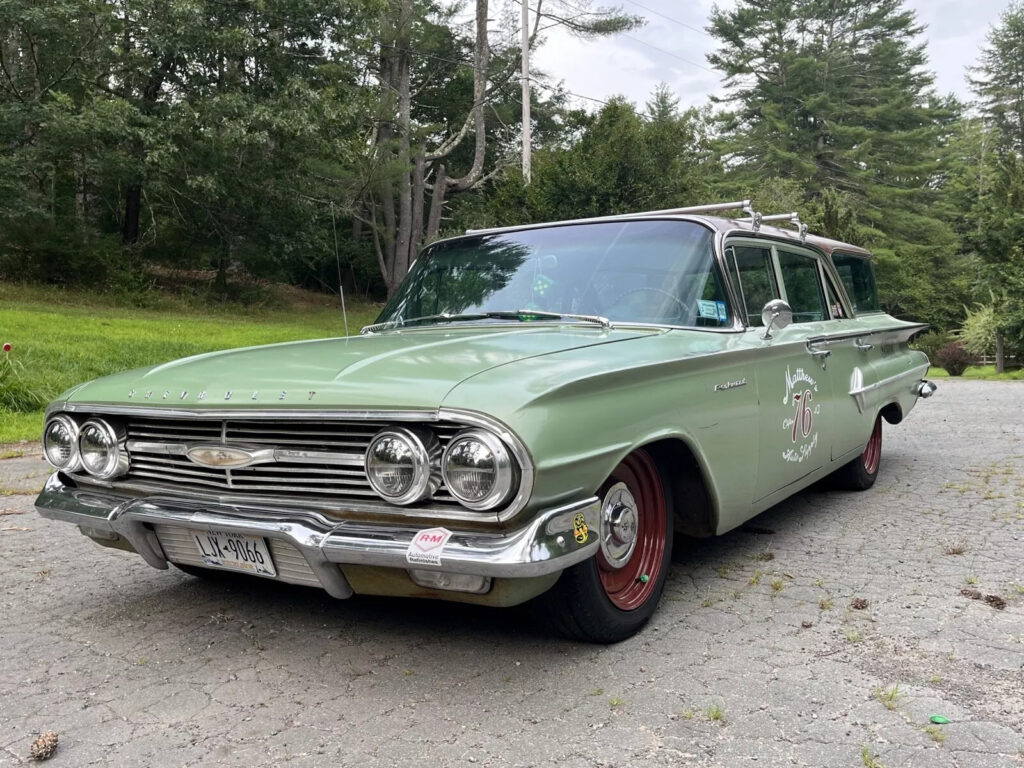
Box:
[600,482,639,568]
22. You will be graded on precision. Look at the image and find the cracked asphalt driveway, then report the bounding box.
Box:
[1,379,1022,767]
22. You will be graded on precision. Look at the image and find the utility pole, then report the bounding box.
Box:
[521,0,531,184]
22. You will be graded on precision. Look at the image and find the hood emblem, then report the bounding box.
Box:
[186,445,258,468]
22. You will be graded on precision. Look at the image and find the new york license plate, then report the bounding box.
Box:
[189,530,277,577]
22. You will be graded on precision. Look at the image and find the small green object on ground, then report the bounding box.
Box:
[929,715,950,724]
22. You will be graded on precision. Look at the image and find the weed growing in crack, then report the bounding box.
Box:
[705,704,725,723]
[873,682,902,710]
[943,540,968,555]
[861,746,886,768]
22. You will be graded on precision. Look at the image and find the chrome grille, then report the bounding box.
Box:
[118,417,462,507]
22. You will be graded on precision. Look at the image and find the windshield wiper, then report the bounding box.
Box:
[361,312,489,334]
[496,309,613,329]
[361,309,612,334]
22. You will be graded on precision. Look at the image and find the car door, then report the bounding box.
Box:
[725,241,836,503]
[807,259,883,460]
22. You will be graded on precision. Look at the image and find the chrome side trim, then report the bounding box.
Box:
[35,474,599,584]
[849,363,930,413]
[807,324,928,347]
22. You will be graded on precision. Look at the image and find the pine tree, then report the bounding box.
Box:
[707,0,967,326]
[968,1,1024,369]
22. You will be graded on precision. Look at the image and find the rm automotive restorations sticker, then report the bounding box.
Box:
[781,365,821,464]
[406,527,453,566]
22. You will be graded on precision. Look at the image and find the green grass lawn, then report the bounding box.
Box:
[0,283,382,443]
[928,365,1024,380]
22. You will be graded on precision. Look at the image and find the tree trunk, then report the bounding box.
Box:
[393,34,413,281]
[446,0,489,192]
[372,0,489,290]
[74,154,87,229]
[215,243,230,293]
[123,184,142,244]
[426,163,448,240]
[410,152,425,260]
[995,329,1005,374]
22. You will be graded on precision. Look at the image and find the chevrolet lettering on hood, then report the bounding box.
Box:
[34,201,936,643]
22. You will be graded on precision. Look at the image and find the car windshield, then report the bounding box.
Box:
[374,220,731,329]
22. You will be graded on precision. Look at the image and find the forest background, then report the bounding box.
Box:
[2,0,1024,368]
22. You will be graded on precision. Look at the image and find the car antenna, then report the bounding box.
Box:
[330,201,350,338]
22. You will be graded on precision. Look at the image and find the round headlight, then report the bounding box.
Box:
[441,429,516,511]
[43,415,80,471]
[365,427,439,505]
[78,419,128,479]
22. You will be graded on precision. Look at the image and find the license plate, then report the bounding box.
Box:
[189,529,277,577]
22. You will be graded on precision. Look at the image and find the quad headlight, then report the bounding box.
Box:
[364,427,440,505]
[42,414,81,472]
[441,429,516,511]
[78,419,129,479]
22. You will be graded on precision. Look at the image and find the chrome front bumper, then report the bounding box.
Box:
[35,473,600,599]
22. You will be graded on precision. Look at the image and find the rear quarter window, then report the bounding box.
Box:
[832,253,880,314]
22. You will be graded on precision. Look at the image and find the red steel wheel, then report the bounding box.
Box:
[596,450,668,611]
[862,416,882,475]
[831,413,884,490]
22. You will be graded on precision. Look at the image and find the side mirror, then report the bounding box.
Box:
[761,299,793,340]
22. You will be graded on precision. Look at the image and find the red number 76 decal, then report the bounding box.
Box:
[791,389,813,442]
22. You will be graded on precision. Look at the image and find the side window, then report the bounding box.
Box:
[832,253,880,314]
[822,273,846,319]
[777,250,827,323]
[691,268,732,327]
[727,245,778,326]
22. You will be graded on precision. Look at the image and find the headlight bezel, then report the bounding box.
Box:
[364,426,441,505]
[42,414,82,472]
[441,428,517,511]
[78,418,129,479]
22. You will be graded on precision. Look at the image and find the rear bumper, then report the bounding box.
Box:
[35,473,599,599]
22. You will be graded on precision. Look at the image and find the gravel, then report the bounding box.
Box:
[1,378,1022,767]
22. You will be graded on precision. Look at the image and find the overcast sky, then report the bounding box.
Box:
[526,0,1011,113]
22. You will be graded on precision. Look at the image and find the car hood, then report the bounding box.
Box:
[61,325,659,411]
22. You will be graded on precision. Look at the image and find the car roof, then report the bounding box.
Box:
[460,210,874,260]
[696,216,874,258]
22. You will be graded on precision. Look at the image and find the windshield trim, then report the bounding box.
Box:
[360,318,745,335]
[428,215,718,250]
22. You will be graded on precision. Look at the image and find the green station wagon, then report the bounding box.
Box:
[35,201,936,642]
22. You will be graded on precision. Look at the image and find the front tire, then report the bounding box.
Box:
[540,449,674,643]
[834,415,882,490]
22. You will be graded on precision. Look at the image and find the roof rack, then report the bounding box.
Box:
[464,199,773,236]
[618,199,755,218]
[737,211,809,242]
[464,198,761,234]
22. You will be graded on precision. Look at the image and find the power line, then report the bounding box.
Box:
[618,0,712,38]
[532,79,658,121]
[537,0,715,73]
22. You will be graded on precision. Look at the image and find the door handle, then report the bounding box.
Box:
[854,339,874,351]
[806,345,831,369]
